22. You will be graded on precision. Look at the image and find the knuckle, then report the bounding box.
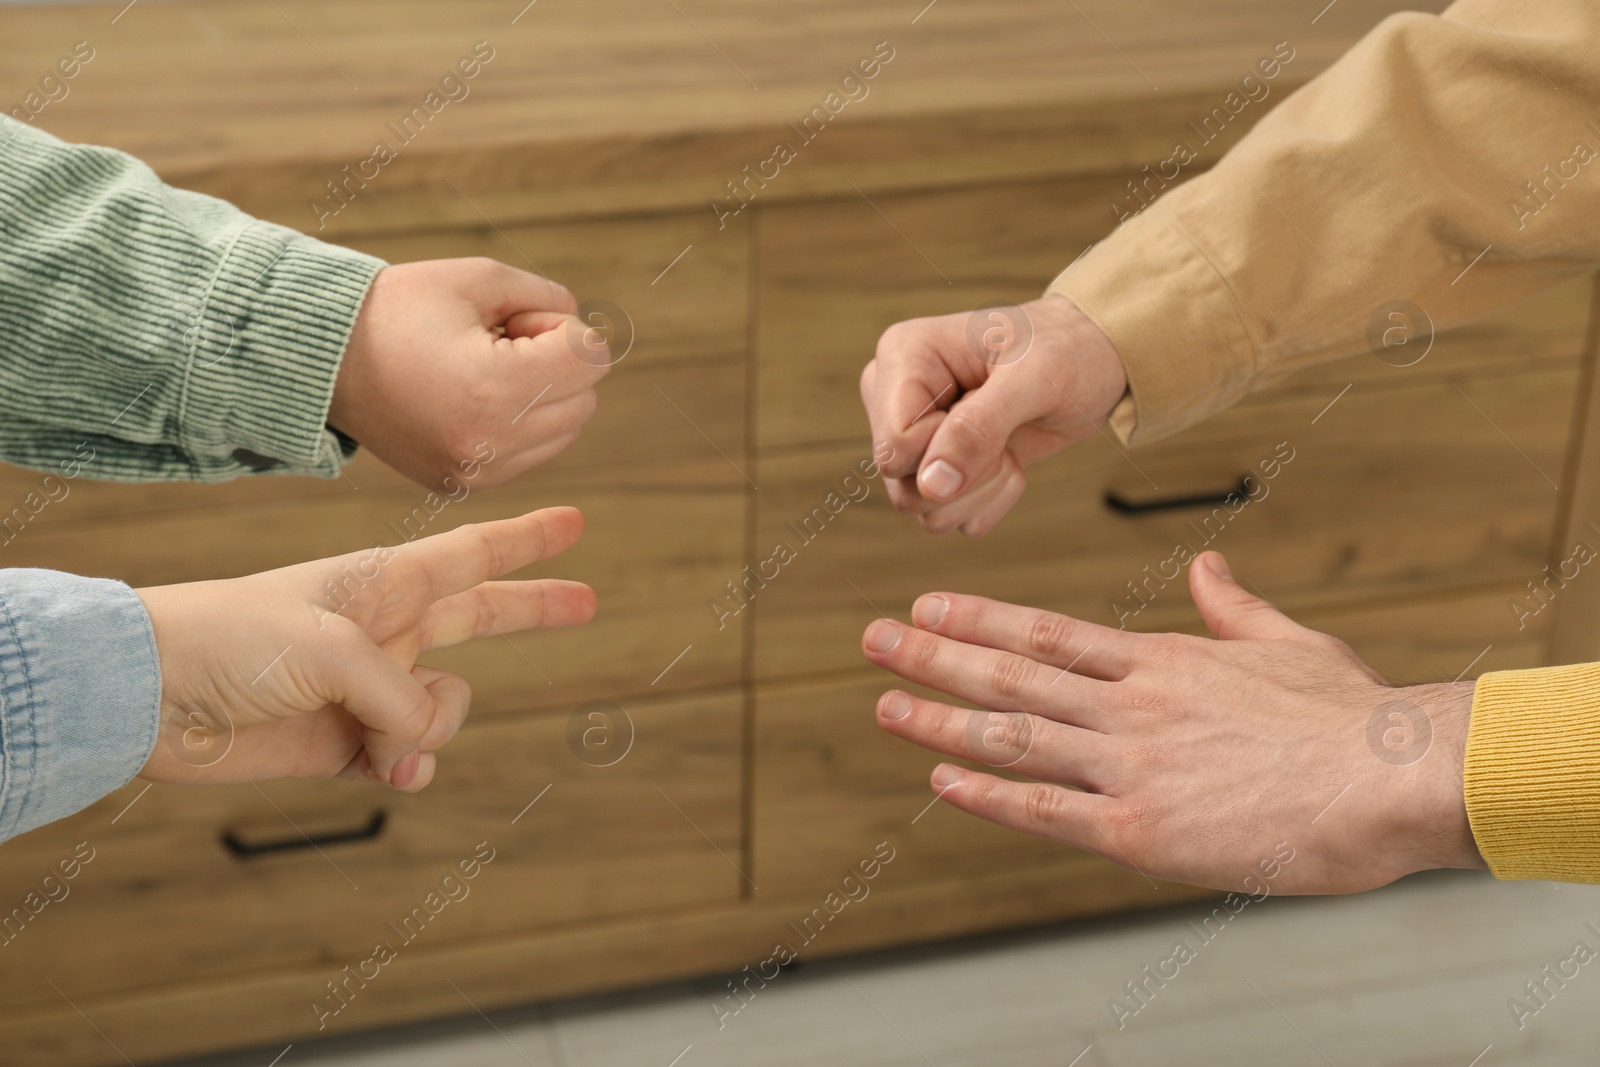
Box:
[1117,736,1165,778]
[1319,634,1361,662]
[902,627,939,666]
[1114,680,1170,717]
[455,676,474,707]
[875,319,919,356]
[988,653,1035,702]
[1097,804,1142,857]
[931,705,970,745]
[960,510,998,538]
[442,678,474,721]
[463,522,504,579]
[968,710,1029,762]
[1024,783,1065,826]
[1140,632,1189,671]
[396,688,437,743]
[471,589,501,635]
[1024,610,1076,660]
[887,482,923,515]
[997,712,1035,756]
[941,407,996,453]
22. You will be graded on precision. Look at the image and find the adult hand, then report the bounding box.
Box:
[330,258,612,491]
[137,507,594,791]
[861,551,1485,894]
[860,293,1127,537]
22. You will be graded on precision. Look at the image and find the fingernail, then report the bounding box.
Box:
[392,749,421,790]
[931,764,963,789]
[879,691,913,720]
[912,595,949,629]
[919,459,963,500]
[864,619,902,654]
[1205,553,1233,579]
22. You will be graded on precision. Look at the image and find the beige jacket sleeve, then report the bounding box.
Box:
[1051,0,1600,445]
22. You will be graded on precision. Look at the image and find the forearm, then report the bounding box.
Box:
[0,118,384,482]
[0,569,160,843]
[1052,0,1600,444]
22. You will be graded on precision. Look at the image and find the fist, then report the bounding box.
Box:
[860,293,1127,536]
[330,258,612,491]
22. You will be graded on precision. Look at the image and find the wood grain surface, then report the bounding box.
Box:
[0,0,1437,232]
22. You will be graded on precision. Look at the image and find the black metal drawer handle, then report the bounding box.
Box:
[221,810,386,859]
[1104,475,1253,516]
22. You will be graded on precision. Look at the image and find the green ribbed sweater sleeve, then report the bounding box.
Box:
[0,117,386,482]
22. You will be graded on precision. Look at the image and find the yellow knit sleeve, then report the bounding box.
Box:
[1465,663,1600,883]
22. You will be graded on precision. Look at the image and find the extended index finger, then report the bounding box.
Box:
[862,617,1114,729]
[402,506,585,602]
[910,593,1139,680]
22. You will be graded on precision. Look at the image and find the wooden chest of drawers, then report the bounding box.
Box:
[3,1,1594,1063]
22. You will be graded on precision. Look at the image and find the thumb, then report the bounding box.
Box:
[1188,553,1308,642]
[504,310,571,339]
[918,370,1048,503]
[504,311,611,386]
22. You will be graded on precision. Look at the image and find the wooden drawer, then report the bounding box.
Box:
[756,584,1546,897]
[756,179,1591,451]
[0,688,742,1008]
[751,366,1576,681]
[756,673,1067,895]
[1298,584,1549,683]
[0,206,745,531]
[1,457,745,711]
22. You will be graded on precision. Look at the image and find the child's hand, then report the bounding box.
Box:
[330,259,612,491]
[136,507,593,790]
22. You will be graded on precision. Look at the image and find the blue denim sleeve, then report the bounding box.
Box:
[0,569,161,842]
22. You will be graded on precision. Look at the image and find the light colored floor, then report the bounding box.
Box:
[175,870,1600,1067]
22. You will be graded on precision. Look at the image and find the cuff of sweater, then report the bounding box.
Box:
[0,570,160,842]
[1046,212,1258,446]
[1464,663,1600,883]
[178,223,383,480]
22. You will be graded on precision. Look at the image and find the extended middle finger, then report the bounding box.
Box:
[862,617,1112,728]
[875,689,1117,792]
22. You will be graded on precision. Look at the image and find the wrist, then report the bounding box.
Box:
[134,584,233,783]
[1026,292,1128,428]
[1396,679,1486,873]
[326,267,385,442]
